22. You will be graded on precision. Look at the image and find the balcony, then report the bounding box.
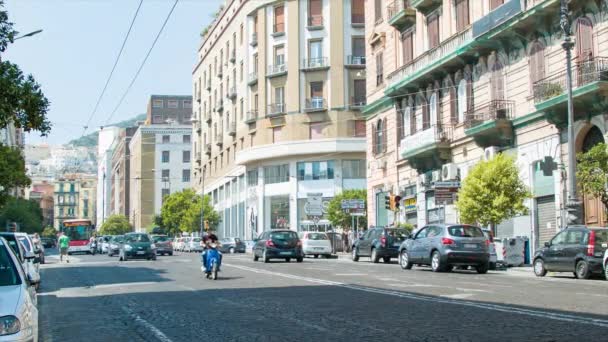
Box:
[228,121,237,136]
[204,112,212,124]
[307,15,323,30]
[464,100,515,147]
[349,96,367,110]
[204,143,211,155]
[248,71,258,85]
[215,100,224,112]
[411,0,441,14]
[304,98,327,113]
[345,55,366,69]
[533,57,608,127]
[229,50,236,63]
[215,134,223,147]
[351,14,365,28]
[245,110,258,124]
[228,86,237,100]
[387,1,416,31]
[301,57,329,71]
[267,63,287,78]
[400,124,452,172]
[250,32,258,46]
[267,103,286,118]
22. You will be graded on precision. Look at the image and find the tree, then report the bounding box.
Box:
[456,154,530,231]
[577,142,608,213]
[0,143,30,205]
[41,226,57,238]
[0,197,42,234]
[99,215,132,235]
[326,189,367,230]
[160,189,219,235]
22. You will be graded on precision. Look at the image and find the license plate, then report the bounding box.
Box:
[393,243,401,247]
[280,252,292,255]
[464,244,477,249]
[314,247,324,250]
[137,251,145,255]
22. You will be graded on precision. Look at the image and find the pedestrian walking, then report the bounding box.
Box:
[58,232,70,263]
[347,229,354,253]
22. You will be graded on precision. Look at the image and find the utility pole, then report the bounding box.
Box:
[199,166,206,237]
[560,0,582,225]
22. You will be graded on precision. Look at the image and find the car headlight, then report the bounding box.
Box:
[150,244,156,249]
[0,315,21,336]
[124,244,133,251]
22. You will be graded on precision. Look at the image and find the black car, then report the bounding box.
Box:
[253,230,304,263]
[533,226,608,279]
[119,233,157,261]
[352,227,410,263]
[41,237,56,248]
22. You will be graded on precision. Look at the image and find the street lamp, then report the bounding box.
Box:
[560,0,582,224]
[14,29,43,40]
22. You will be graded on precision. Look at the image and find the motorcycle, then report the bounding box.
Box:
[90,241,97,255]
[201,244,221,280]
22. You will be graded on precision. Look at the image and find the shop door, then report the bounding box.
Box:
[584,194,606,226]
[536,195,556,248]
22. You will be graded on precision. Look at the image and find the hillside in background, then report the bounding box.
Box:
[67,113,146,147]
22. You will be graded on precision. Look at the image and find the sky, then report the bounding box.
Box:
[4,0,223,145]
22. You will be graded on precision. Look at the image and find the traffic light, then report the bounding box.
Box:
[204,220,210,231]
[385,195,391,210]
[393,196,402,210]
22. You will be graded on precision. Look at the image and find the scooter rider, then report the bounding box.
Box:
[201,231,222,272]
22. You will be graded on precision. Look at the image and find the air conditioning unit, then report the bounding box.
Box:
[484,146,500,161]
[442,163,458,180]
[417,174,427,189]
[376,159,387,170]
[431,170,441,182]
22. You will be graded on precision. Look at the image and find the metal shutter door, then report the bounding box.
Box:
[536,195,556,248]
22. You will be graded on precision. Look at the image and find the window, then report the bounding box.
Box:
[182,169,191,182]
[272,126,283,143]
[275,86,285,105]
[374,0,382,23]
[309,0,322,26]
[162,188,170,200]
[240,99,244,120]
[309,40,323,62]
[491,58,505,101]
[457,78,467,123]
[576,16,594,60]
[240,23,244,45]
[153,115,162,124]
[240,62,244,82]
[247,170,258,186]
[274,45,285,66]
[351,0,364,24]
[274,5,285,33]
[529,40,545,88]
[266,195,290,229]
[428,92,438,128]
[352,37,365,58]
[168,100,178,108]
[264,164,289,184]
[402,105,411,137]
[183,150,191,163]
[297,161,334,180]
[161,169,170,180]
[354,120,366,137]
[309,122,325,139]
[342,160,366,178]
[162,135,170,143]
[455,0,469,32]
[310,81,323,103]
[153,99,163,108]
[253,15,258,36]
[373,119,386,154]
[162,151,170,163]
[183,135,191,144]
[184,100,192,108]
[353,79,366,105]
[427,12,440,49]
[489,0,504,10]
[550,231,567,246]
[401,31,413,65]
[376,51,383,86]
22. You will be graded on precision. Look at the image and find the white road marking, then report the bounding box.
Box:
[93,282,157,289]
[38,282,161,297]
[226,263,608,328]
[305,267,331,271]
[378,277,398,281]
[576,293,608,298]
[441,293,474,299]
[122,305,173,342]
[335,273,367,276]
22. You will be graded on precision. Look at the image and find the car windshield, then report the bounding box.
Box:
[192,238,201,242]
[270,231,298,240]
[448,225,484,238]
[125,234,150,243]
[306,233,328,240]
[113,236,124,243]
[0,242,21,286]
[63,226,91,241]
[385,229,409,241]
[153,236,170,242]
[16,236,32,252]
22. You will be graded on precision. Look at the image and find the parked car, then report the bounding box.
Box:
[604,248,608,280]
[352,227,410,263]
[243,240,256,253]
[482,229,498,270]
[0,233,41,290]
[119,233,156,261]
[107,235,124,257]
[184,237,203,253]
[98,235,111,254]
[0,237,39,342]
[219,238,246,254]
[15,233,41,272]
[173,237,186,252]
[29,235,45,265]
[41,237,56,248]
[299,232,332,258]
[252,230,304,263]
[151,235,173,256]
[398,224,490,274]
[533,226,608,279]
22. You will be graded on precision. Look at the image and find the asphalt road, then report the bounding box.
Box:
[38,250,608,342]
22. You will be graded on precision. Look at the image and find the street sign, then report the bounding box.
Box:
[434,181,460,205]
[434,181,460,189]
[306,193,324,216]
[341,199,365,215]
[350,211,366,217]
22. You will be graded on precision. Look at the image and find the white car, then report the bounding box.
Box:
[482,229,498,270]
[184,237,203,253]
[299,232,332,258]
[0,237,39,342]
[604,248,608,280]
[174,237,186,252]
[13,233,41,287]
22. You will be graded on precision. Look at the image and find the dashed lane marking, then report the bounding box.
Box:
[122,305,173,342]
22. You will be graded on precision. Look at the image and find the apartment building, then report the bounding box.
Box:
[364,0,608,253]
[192,0,367,239]
[147,95,193,125]
[110,127,138,217]
[53,174,96,229]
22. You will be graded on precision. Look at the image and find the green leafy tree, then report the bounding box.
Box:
[41,226,57,237]
[99,214,132,235]
[160,189,219,235]
[0,197,43,233]
[577,142,608,213]
[456,153,530,230]
[326,189,367,230]
[0,143,30,205]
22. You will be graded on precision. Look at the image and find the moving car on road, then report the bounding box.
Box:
[299,232,332,258]
[119,233,157,261]
[151,235,173,256]
[0,237,39,342]
[184,237,203,253]
[533,226,608,279]
[352,227,410,263]
[173,237,186,252]
[398,224,490,274]
[107,235,124,257]
[219,237,246,254]
[41,237,56,248]
[253,230,304,263]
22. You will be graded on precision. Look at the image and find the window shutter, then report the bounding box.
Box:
[490,0,504,10]
[352,0,365,24]
[456,0,469,32]
[450,86,457,123]
[422,98,430,130]
[401,31,413,64]
[466,75,474,112]
[427,13,440,49]
[310,0,322,16]
[382,120,387,152]
[376,52,384,85]
[396,101,403,141]
[275,6,285,33]
[576,17,594,60]
[372,124,377,154]
[410,103,416,134]
[375,0,382,23]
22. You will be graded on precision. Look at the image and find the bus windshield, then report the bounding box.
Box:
[63,225,91,241]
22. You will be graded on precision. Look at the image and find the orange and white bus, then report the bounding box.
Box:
[61,219,95,254]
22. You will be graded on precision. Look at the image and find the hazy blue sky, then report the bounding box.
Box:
[4,0,222,145]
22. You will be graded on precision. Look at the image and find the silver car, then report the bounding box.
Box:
[398,224,490,274]
[0,237,39,342]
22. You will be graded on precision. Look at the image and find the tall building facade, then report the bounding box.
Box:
[53,174,96,229]
[147,95,193,125]
[28,181,55,227]
[193,0,367,239]
[364,0,608,254]
[97,126,119,226]
[110,127,137,217]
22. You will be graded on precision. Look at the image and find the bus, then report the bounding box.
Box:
[61,219,95,254]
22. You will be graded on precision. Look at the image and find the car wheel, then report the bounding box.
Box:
[352,248,359,262]
[263,250,270,263]
[285,258,291,262]
[314,254,319,259]
[169,252,173,256]
[604,261,608,280]
[119,253,123,262]
[476,262,489,274]
[400,250,413,270]
[383,257,391,263]
[253,251,259,262]
[370,248,379,263]
[575,260,591,279]
[296,257,303,263]
[229,247,235,254]
[489,262,497,270]
[533,258,547,277]
[431,251,443,272]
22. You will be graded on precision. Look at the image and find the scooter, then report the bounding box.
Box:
[201,244,221,280]
[90,241,97,255]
